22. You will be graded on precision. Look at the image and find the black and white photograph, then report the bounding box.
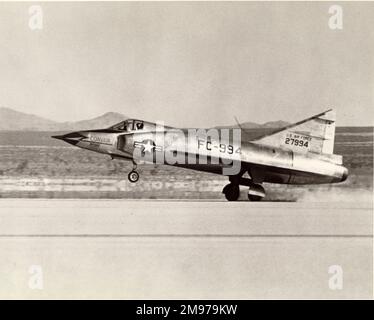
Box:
[0,1,372,301]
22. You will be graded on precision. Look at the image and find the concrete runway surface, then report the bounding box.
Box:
[0,200,372,299]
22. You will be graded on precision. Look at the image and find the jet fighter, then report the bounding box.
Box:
[52,109,348,201]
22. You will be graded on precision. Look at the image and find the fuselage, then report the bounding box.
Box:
[53,119,348,185]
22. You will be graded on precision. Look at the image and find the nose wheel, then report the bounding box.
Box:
[128,161,139,183]
[128,170,139,183]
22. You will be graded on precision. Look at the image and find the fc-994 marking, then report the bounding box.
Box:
[198,139,241,155]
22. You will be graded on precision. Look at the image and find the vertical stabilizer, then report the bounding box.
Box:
[253,109,336,154]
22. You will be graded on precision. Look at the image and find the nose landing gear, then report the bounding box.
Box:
[128,171,139,183]
[128,161,139,183]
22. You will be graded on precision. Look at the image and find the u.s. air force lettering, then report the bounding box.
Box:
[284,132,311,148]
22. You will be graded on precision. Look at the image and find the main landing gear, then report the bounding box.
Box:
[222,177,266,201]
[247,183,265,201]
[128,161,139,183]
[222,183,240,201]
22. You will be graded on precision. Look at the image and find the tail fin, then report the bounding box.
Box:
[253,109,337,155]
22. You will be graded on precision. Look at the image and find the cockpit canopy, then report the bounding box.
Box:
[109,118,174,133]
[109,119,145,132]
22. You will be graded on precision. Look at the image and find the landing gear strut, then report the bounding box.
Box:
[128,161,139,183]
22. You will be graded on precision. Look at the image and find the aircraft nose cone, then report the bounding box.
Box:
[51,135,65,140]
[51,132,85,145]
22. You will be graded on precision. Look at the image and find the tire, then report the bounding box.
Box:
[247,183,265,201]
[128,171,139,183]
[222,183,240,201]
[248,194,263,201]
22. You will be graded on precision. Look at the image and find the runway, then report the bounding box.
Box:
[0,200,372,299]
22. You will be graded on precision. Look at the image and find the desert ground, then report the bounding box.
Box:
[0,127,372,202]
[0,200,372,299]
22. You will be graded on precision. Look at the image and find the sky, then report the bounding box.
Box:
[0,2,373,127]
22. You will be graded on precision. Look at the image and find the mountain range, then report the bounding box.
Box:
[0,107,127,131]
[0,107,289,131]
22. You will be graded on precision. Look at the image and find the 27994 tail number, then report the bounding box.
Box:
[285,137,309,148]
